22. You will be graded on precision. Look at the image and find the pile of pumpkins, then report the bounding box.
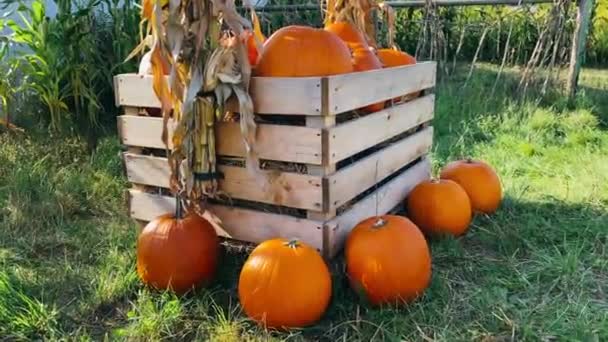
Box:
[136,22,503,329]
[137,158,502,329]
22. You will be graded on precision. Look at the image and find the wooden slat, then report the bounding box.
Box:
[128,190,325,250]
[328,94,434,164]
[117,116,323,164]
[326,62,437,114]
[113,74,324,115]
[325,158,431,257]
[327,127,433,211]
[123,153,323,211]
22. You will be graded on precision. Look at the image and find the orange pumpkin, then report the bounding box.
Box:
[407,179,472,237]
[440,159,502,214]
[244,29,266,67]
[376,48,420,102]
[254,25,353,77]
[345,215,431,306]
[136,212,219,294]
[352,48,385,113]
[376,48,416,67]
[324,21,369,50]
[238,238,332,329]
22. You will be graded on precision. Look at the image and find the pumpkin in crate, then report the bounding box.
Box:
[238,238,332,329]
[325,22,385,113]
[254,25,353,77]
[345,215,431,306]
[136,212,220,294]
[325,21,369,50]
[352,47,385,113]
[440,159,502,214]
[376,48,420,102]
[407,179,472,237]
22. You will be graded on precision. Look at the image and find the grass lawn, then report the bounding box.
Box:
[1,66,607,341]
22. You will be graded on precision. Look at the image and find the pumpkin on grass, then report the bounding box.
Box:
[407,179,472,237]
[345,215,431,306]
[376,48,420,102]
[440,159,502,214]
[254,25,353,77]
[137,212,219,294]
[238,238,332,329]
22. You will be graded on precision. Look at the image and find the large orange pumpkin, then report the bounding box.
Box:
[440,159,502,214]
[136,212,219,294]
[352,48,385,113]
[376,48,420,102]
[345,215,431,306]
[407,179,472,237]
[238,238,332,329]
[324,21,369,50]
[254,25,353,77]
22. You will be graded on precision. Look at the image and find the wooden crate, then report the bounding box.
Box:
[114,62,436,258]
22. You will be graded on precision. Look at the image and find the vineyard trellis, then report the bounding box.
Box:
[245,0,594,98]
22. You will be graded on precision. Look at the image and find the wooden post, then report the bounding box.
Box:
[567,0,595,99]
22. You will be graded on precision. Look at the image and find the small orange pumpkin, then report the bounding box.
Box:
[254,25,353,77]
[376,48,420,102]
[136,212,219,294]
[238,238,332,329]
[345,215,431,306]
[440,159,502,214]
[324,21,369,50]
[407,179,472,237]
[352,48,385,113]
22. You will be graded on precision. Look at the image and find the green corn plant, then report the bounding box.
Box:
[2,0,139,150]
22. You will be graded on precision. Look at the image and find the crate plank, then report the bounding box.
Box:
[328,94,434,164]
[128,190,325,250]
[327,127,433,211]
[326,158,431,257]
[326,62,437,114]
[113,74,324,115]
[123,153,323,211]
[117,115,323,164]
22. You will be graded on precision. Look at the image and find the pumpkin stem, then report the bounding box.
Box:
[285,239,300,249]
[372,217,387,228]
[465,157,474,163]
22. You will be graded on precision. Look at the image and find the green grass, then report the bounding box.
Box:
[1,66,608,341]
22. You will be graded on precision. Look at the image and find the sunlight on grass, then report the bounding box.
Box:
[1,67,607,340]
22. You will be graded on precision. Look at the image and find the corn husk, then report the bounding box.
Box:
[128,0,267,215]
[323,0,397,50]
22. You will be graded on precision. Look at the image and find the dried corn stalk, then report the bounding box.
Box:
[323,0,398,51]
[128,0,266,214]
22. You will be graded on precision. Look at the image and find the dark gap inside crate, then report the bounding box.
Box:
[218,157,308,174]
[208,197,308,219]
[333,90,431,124]
[229,112,307,126]
[336,155,424,215]
[150,187,308,218]
[335,121,429,171]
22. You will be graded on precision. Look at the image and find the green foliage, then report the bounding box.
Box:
[1,0,139,149]
[1,66,607,341]
[0,271,60,339]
